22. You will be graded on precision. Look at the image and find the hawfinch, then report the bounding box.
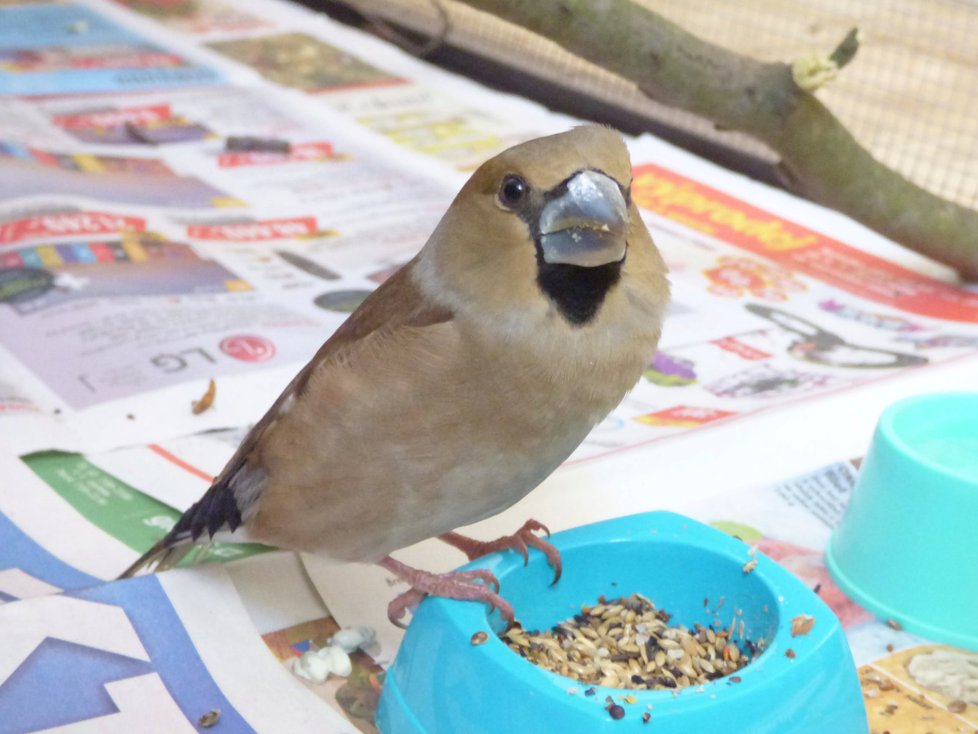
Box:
[121,125,669,625]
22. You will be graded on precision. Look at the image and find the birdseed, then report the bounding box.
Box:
[198,709,220,728]
[470,631,489,646]
[500,593,756,691]
[790,614,815,637]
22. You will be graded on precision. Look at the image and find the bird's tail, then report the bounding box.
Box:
[118,472,245,579]
[117,537,202,579]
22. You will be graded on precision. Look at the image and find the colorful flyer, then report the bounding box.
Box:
[0,2,222,96]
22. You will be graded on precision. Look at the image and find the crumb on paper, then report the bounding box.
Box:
[192,379,217,415]
[198,709,220,728]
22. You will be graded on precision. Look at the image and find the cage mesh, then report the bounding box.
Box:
[343,0,978,208]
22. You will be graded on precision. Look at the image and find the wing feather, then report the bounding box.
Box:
[118,260,452,577]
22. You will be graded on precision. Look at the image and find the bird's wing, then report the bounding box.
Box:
[119,260,452,576]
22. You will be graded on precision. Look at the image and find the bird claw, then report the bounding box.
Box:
[387,588,427,629]
[523,528,562,585]
[525,519,552,538]
[381,519,558,629]
[380,556,514,628]
[439,519,562,585]
[452,567,501,594]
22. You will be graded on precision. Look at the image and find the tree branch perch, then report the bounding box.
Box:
[457,0,978,279]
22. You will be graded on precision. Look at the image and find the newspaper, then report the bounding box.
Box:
[2,0,977,731]
[0,565,357,733]
[3,0,976,459]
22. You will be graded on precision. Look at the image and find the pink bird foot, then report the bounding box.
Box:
[439,518,562,584]
[379,556,515,628]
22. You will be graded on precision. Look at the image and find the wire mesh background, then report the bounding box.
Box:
[342,0,978,209]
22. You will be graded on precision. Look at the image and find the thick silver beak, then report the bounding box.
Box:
[538,170,628,267]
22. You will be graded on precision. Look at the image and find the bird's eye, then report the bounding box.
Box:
[498,175,528,208]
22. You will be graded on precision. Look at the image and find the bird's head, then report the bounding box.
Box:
[492,146,630,271]
[416,125,667,336]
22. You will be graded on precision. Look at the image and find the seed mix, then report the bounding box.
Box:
[501,593,759,691]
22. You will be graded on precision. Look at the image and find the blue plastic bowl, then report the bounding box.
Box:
[827,392,978,650]
[378,511,867,733]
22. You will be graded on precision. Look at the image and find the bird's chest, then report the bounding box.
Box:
[422,336,640,500]
[453,335,629,440]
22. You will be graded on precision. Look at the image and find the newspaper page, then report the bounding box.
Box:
[0,565,360,733]
[1,440,393,732]
[3,0,976,461]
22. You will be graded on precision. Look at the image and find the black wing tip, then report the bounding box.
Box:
[169,482,243,544]
[118,480,243,580]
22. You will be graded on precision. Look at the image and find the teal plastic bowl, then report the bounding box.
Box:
[827,392,978,650]
[378,512,867,733]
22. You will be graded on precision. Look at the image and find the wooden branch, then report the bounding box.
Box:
[457,0,978,280]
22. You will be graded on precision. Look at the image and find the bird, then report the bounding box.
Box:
[120,125,670,625]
